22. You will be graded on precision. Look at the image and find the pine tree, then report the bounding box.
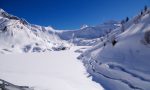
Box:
[141,11,143,16]
[126,17,129,22]
[144,5,147,12]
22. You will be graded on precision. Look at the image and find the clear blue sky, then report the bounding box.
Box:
[0,0,150,29]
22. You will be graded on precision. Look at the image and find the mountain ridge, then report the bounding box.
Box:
[0,8,120,53]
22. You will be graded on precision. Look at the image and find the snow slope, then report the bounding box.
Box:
[79,8,150,90]
[0,8,70,53]
[0,8,120,52]
[0,46,104,90]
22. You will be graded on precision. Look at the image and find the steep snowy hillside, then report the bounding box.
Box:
[0,8,70,53]
[79,7,150,90]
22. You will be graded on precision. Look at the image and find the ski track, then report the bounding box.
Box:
[84,57,150,90]
[107,64,150,82]
[89,63,143,90]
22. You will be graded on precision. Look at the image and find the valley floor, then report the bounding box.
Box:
[0,46,103,90]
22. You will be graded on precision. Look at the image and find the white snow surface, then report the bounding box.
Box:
[0,46,104,90]
[79,8,150,90]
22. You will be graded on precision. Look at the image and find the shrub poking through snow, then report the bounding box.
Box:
[112,39,117,46]
[121,20,125,32]
[52,44,68,51]
[144,30,150,44]
[32,47,42,52]
[23,45,31,52]
[2,26,7,32]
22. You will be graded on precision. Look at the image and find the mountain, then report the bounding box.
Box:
[0,8,72,53]
[56,20,120,46]
[0,8,119,53]
[0,7,150,90]
[78,7,150,90]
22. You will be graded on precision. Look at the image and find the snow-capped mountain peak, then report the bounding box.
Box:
[0,8,5,13]
[80,24,89,29]
[45,26,55,30]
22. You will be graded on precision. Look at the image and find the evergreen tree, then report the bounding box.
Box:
[126,17,129,22]
[141,11,143,16]
[144,5,147,12]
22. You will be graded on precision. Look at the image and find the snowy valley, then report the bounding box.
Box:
[0,6,150,90]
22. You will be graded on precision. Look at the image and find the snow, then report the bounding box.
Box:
[0,8,120,53]
[80,24,89,29]
[0,46,104,90]
[56,21,119,40]
[79,8,150,90]
[1,7,150,90]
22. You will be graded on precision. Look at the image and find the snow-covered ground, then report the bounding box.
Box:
[78,7,150,90]
[0,46,104,90]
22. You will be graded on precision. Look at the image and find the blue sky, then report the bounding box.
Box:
[0,0,150,29]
